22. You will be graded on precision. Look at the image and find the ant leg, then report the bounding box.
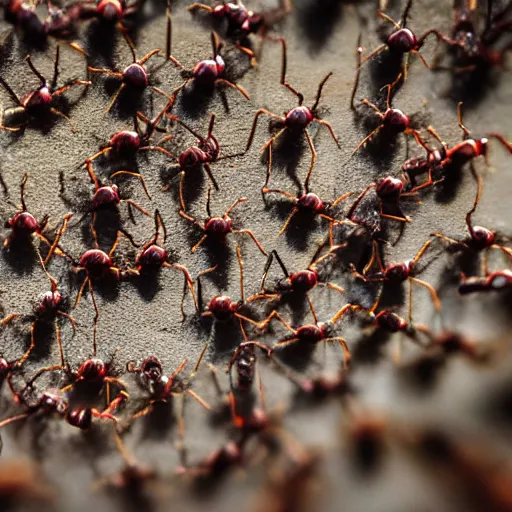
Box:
[106,84,127,113]
[324,337,351,369]
[186,389,211,410]
[236,245,245,303]
[203,163,219,191]
[330,303,360,324]
[350,34,364,110]
[352,126,382,155]
[489,133,512,155]
[331,191,355,208]
[457,102,471,139]
[411,240,432,266]
[52,80,91,96]
[408,277,441,311]
[233,312,261,328]
[0,76,22,105]
[187,3,212,11]
[277,207,299,236]
[110,170,151,200]
[277,37,303,100]
[377,10,400,29]
[346,183,375,220]
[49,107,77,133]
[87,67,123,79]
[465,165,482,238]
[261,127,287,153]
[306,295,318,324]
[44,213,73,265]
[245,109,284,152]
[225,197,248,217]
[263,142,273,191]
[430,232,467,248]
[179,210,203,229]
[215,78,250,100]
[311,72,333,113]
[273,337,300,349]
[317,281,345,294]
[0,125,21,132]
[191,235,208,253]
[17,321,37,366]
[55,321,65,367]
[122,200,152,217]
[304,130,317,193]
[232,229,267,256]
[316,118,341,148]
[178,171,187,211]
[0,313,21,326]
[360,44,386,65]
[73,277,89,310]
[88,280,100,356]
[84,148,111,166]
[90,212,99,247]
[0,413,29,429]
[57,311,77,333]
[361,98,384,116]
[380,212,411,223]
[258,310,295,333]
[262,187,297,201]
[138,49,160,66]
[165,263,199,311]
[138,145,176,159]
[410,49,432,71]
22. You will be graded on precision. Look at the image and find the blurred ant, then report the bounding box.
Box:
[0,459,53,503]
[187,0,292,64]
[1,245,76,368]
[179,188,267,255]
[403,103,512,187]
[258,302,361,369]
[351,71,422,155]
[262,149,354,233]
[197,244,276,333]
[87,33,164,112]
[165,112,243,208]
[432,169,512,274]
[459,268,512,295]
[166,28,250,100]
[123,210,199,317]
[73,0,142,34]
[360,0,444,78]
[0,45,90,132]
[245,37,339,192]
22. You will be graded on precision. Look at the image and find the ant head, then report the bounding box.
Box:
[289,269,319,293]
[66,407,93,429]
[285,106,313,131]
[375,310,406,332]
[375,177,404,201]
[384,108,409,134]
[179,147,208,168]
[79,249,113,278]
[77,358,108,382]
[96,0,123,22]
[110,130,141,156]
[35,289,63,317]
[383,261,411,282]
[123,63,148,89]
[211,4,227,17]
[9,211,38,235]
[297,323,325,343]
[387,28,417,54]
[205,217,232,235]
[208,295,237,321]
[140,356,163,382]
[137,244,167,270]
[297,193,324,212]
[469,226,495,250]
[40,390,68,414]
[192,57,223,86]
[25,87,52,110]
[92,185,120,210]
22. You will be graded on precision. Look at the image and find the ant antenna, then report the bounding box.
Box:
[351,33,363,110]
[19,173,28,211]
[25,56,46,85]
[51,45,60,91]
[311,72,332,114]
[401,0,414,27]
[206,187,212,218]
[154,209,168,244]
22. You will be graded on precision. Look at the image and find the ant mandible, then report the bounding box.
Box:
[179,188,267,255]
[245,37,340,192]
[87,33,163,112]
[123,209,199,318]
[165,112,243,209]
[0,45,90,132]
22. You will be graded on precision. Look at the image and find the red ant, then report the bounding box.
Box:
[123,210,199,317]
[165,112,243,208]
[81,95,176,165]
[350,71,422,155]
[82,160,152,238]
[432,169,512,274]
[1,244,76,368]
[258,302,361,369]
[0,45,90,133]
[179,188,267,255]
[187,0,292,64]
[459,268,512,295]
[87,33,163,112]
[360,0,443,78]
[166,27,250,100]
[197,244,276,332]
[350,239,442,313]
[262,148,354,233]
[73,0,142,32]
[245,37,339,192]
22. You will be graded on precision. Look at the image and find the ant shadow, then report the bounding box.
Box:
[162,165,207,211]
[207,320,244,358]
[295,0,344,54]
[1,238,37,275]
[136,401,177,441]
[398,352,446,394]
[368,51,404,96]
[352,328,392,366]
[21,324,52,362]
[433,165,464,205]
[273,340,316,371]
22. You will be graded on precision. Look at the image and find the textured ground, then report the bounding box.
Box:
[1,0,512,511]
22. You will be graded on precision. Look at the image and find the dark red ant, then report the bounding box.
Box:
[0,45,90,132]
[83,160,152,238]
[87,33,163,112]
[351,71,422,154]
[197,244,276,333]
[0,244,77,368]
[187,0,292,64]
[459,269,512,295]
[262,148,354,232]
[179,188,267,255]
[81,94,176,165]
[432,169,512,273]
[360,0,443,78]
[73,0,142,33]
[123,210,199,317]
[245,37,339,192]
[165,112,243,208]
[258,302,361,369]
[0,459,53,502]
[350,239,442,313]
[166,28,250,100]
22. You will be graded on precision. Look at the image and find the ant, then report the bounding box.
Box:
[432,169,512,274]
[73,0,142,33]
[81,160,152,239]
[166,27,250,100]
[258,302,361,369]
[87,33,163,112]
[350,71,422,155]
[459,268,512,295]
[179,188,267,255]
[197,244,276,333]
[262,148,354,233]
[187,0,292,64]
[245,37,339,192]
[359,0,443,78]
[123,210,199,317]
[0,459,53,503]
[0,245,76,368]
[81,94,177,165]
[165,112,243,208]
[350,239,442,313]
[0,45,90,133]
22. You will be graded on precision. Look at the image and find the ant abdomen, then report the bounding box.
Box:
[67,407,92,429]
[285,106,313,130]
[123,63,148,89]
[297,193,324,212]
[387,28,417,54]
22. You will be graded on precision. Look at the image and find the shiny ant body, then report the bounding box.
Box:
[245,38,339,192]
[459,269,512,295]
[179,188,267,255]
[74,0,142,30]
[0,45,90,132]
